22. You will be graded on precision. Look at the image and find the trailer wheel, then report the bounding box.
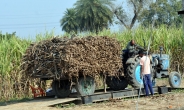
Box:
[106,76,128,90]
[76,76,95,96]
[52,80,71,98]
[169,71,181,88]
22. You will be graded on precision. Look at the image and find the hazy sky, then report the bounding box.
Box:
[0,0,125,39]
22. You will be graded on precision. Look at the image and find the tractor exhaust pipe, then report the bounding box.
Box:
[159,46,163,58]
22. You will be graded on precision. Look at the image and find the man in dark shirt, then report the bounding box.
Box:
[126,40,144,57]
[126,40,138,57]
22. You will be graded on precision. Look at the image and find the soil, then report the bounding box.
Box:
[0,79,184,110]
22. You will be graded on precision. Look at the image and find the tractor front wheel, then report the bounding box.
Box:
[169,71,181,88]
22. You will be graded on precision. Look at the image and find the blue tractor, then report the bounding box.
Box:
[123,46,181,88]
[106,43,181,90]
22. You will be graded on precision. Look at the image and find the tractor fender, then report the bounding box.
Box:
[126,55,139,64]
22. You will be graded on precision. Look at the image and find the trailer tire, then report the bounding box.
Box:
[76,76,95,96]
[52,80,71,98]
[106,76,128,90]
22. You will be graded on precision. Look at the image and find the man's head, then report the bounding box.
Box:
[130,40,135,46]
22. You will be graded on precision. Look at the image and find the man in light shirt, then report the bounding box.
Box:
[139,50,154,96]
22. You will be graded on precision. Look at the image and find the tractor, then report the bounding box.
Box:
[106,42,182,91]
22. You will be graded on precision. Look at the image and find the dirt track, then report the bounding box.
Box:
[1,91,184,110]
[1,80,184,110]
[67,93,184,110]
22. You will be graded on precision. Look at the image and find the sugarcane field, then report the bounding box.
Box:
[1,0,184,110]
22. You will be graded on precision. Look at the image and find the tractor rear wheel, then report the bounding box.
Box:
[75,76,95,96]
[125,57,143,88]
[169,71,181,88]
[106,76,128,90]
[52,80,71,98]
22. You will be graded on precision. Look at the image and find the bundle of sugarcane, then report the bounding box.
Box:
[20,36,123,80]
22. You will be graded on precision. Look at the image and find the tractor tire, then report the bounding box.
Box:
[52,80,71,98]
[75,76,95,96]
[125,57,143,88]
[106,76,128,90]
[169,71,181,88]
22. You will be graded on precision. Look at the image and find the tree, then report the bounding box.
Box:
[138,0,182,28]
[60,8,79,34]
[113,0,150,30]
[74,0,115,33]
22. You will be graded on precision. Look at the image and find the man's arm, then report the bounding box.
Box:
[135,44,144,50]
[127,45,135,53]
[140,58,143,78]
[149,55,152,64]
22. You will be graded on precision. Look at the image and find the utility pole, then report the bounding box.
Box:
[178,0,184,38]
[181,0,184,42]
[181,0,184,33]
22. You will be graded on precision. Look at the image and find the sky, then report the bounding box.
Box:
[0,0,125,40]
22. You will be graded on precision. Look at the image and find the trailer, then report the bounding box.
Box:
[32,86,176,105]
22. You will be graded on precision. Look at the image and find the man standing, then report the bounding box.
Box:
[139,50,154,96]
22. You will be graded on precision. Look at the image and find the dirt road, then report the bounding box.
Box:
[0,92,184,110]
[1,79,184,110]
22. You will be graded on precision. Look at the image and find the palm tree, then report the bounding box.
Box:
[74,0,115,33]
[60,8,79,34]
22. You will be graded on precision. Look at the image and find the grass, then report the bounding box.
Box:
[171,88,184,93]
[0,97,32,106]
[55,103,76,108]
